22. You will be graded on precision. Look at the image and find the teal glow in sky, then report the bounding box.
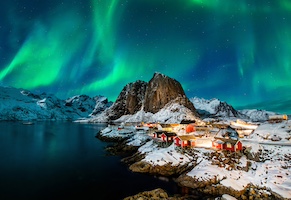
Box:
[0,0,290,113]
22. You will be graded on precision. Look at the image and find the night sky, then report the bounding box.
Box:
[0,0,291,113]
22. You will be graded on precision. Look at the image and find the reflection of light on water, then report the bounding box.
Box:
[154,176,169,182]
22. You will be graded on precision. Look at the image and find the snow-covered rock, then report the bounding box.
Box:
[111,102,202,124]
[190,97,246,119]
[190,97,278,122]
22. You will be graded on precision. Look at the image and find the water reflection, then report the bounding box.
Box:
[0,121,183,200]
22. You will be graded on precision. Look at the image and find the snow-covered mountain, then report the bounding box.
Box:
[239,109,277,122]
[0,75,278,123]
[190,97,245,118]
[190,97,276,122]
[0,86,111,121]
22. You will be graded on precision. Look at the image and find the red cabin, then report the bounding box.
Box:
[161,132,177,143]
[223,140,242,152]
[212,139,224,150]
[174,135,196,148]
[213,138,243,152]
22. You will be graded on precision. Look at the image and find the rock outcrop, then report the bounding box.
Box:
[123,188,169,200]
[144,73,197,115]
[129,161,193,176]
[175,175,274,200]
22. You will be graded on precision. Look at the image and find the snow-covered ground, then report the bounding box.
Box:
[99,120,291,199]
[246,120,291,142]
[139,142,191,166]
[187,145,291,198]
[185,121,291,198]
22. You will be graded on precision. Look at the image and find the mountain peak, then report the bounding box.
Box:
[105,73,198,121]
[144,73,197,114]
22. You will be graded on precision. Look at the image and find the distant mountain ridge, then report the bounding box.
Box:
[0,73,278,122]
[0,86,111,121]
[190,97,277,122]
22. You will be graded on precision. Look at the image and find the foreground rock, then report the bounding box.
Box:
[176,175,278,200]
[123,188,202,200]
[129,161,192,177]
[123,188,169,200]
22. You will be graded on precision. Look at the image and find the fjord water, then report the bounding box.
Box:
[0,121,179,200]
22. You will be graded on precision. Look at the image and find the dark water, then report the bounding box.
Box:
[0,121,182,200]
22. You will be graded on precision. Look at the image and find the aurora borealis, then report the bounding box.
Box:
[0,1,291,113]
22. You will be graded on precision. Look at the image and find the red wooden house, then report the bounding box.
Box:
[174,135,196,148]
[213,138,243,152]
[161,132,177,143]
[212,139,224,150]
[223,140,242,152]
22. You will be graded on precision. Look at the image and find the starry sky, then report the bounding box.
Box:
[0,0,291,113]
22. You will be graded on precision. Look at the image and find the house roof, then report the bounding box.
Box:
[213,139,225,144]
[161,132,177,137]
[175,135,196,141]
[154,131,167,136]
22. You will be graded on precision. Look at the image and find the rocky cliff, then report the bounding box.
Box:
[106,73,198,121]
[144,73,197,115]
[106,80,147,120]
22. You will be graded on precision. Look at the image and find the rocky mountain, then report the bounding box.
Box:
[99,72,199,122]
[144,73,197,115]
[104,80,147,120]
[0,86,111,121]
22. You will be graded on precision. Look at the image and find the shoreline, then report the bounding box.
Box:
[96,125,290,200]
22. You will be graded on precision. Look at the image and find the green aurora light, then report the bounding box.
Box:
[0,0,290,113]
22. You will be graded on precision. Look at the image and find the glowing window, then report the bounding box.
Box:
[227,143,232,148]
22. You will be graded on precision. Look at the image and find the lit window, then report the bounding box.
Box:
[227,143,232,148]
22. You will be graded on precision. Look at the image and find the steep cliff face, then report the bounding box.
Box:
[144,73,197,115]
[103,73,199,121]
[108,80,147,120]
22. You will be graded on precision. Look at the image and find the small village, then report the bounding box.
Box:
[118,119,258,152]
[100,114,291,199]
[113,114,290,155]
